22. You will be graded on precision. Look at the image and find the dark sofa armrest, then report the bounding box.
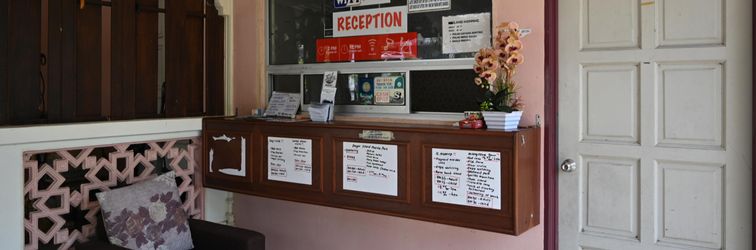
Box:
[188,219,265,250]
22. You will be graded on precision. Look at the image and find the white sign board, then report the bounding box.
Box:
[264,91,301,119]
[334,0,391,8]
[441,13,491,54]
[431,148,501,210]
[343,142,399,196]
[333,6,408,38]
[408,0,451,13]
[268,137,313,185]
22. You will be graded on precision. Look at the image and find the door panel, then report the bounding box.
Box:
[559,0,752,249]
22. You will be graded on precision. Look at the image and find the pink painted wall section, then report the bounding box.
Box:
[232,0,546,249]
[233,0,266,115]
[235,195,544,250]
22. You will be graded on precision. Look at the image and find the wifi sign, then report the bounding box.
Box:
[334,0,361,8]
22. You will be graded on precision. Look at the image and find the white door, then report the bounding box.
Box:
[558,0,752,249]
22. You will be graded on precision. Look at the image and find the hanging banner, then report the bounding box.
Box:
[334,0,391,8]
[316,32,418,62]
[442,13,491,54]
[333,6,408,37]
[408,0,451,13]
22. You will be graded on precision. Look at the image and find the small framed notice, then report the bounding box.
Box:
[431,148,501,210]
[268,137,313,185]
[343,142,399,196]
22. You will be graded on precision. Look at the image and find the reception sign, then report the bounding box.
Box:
[333,6,408,37]
[316,32,418,62]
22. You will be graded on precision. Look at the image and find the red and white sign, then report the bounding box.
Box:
[333,6,408,38]
[316,32,418,62]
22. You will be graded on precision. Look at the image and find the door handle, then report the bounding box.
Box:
[560,159,577,173]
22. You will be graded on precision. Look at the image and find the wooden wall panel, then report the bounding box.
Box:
[0,0,7,124]
[205,3,225,116]
[134,0,159,118]
[7,0,42,124]
[183,0,204,116]
[110,0,136,120]
[46,0,78,123]
[166,0,204,117]
[74,0,103,121]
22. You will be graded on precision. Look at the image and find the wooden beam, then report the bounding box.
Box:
[544,0,559,248]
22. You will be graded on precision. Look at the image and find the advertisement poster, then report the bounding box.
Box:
[408,0,451,13]
[442,13,491,54]
[333,6,408,37]
[358,77,375,105]
[316,32,418,62]
[334,0,391,8]
[373,76,405,105]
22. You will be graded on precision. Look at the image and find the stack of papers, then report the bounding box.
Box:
[308,103,334,122]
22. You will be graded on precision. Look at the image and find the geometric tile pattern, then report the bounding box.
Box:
[23,138,203,250]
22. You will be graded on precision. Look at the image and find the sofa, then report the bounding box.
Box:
[76,218,265,250]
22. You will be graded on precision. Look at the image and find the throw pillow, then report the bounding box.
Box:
[96,171,194,250]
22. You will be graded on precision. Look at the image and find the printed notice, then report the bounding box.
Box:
[343,142,399,196]
[431,148,501,210]
[408,0,451,13]
[264,91,301,119]
[320,71,338,103]
[442,13,491,54]
[268,137,313,185]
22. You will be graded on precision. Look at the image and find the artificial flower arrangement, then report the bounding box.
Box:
[474,21,525,112]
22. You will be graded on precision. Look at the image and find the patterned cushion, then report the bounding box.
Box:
[96,172,194,250]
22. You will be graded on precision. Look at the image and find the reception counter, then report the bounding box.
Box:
[202,117,541,235]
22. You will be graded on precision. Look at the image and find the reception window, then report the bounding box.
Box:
[267,0,492,114]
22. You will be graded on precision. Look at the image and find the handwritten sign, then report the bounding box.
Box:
[343,142,398,196]
[264,92,301,119]
[333,6,408,38]
[431,148,501,210]
[268,137,313,185]
[442,13,491,54]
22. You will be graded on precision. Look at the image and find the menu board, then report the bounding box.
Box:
[268,137,313,185]
[343,142,398,196]
[431,148,501,210]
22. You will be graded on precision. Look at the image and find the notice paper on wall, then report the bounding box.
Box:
[373,76,405,105]
[321,71,338,103]
[268,137,313,185]
[343,142,399,196]
[264,92,301,119]
[441,13,491,54]
[431,148,501,210]
[408,0,451,13]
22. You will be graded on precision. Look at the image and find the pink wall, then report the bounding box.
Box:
[232,0,545,249]
[233,0,265,115]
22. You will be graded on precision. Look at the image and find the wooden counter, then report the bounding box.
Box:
[202,117,541,235]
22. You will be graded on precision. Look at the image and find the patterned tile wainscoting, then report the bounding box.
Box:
[23,138,204,250]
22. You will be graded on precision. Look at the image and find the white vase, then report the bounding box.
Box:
[482,111,523,130]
